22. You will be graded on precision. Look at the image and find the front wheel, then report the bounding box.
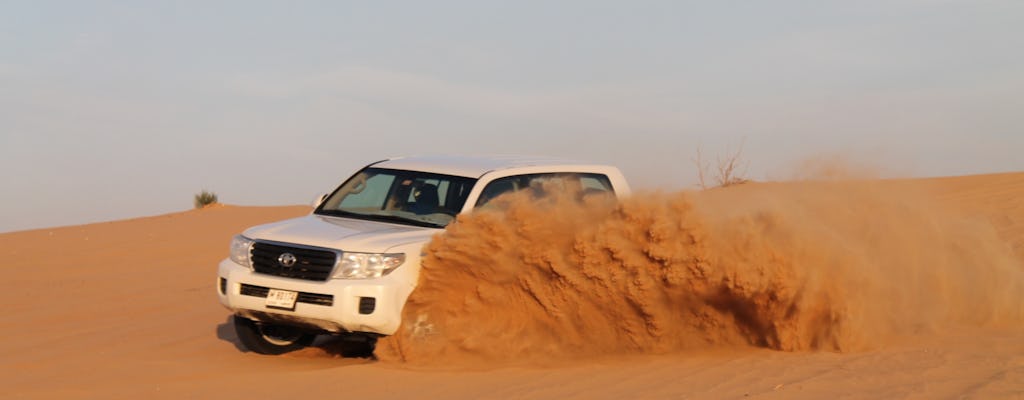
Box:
[233,315,316,355]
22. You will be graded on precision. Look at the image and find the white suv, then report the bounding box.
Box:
[217,155,630,354]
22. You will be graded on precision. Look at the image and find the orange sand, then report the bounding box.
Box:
[1,173,1022,399]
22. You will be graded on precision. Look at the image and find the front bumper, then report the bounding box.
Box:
[217,258,408,335]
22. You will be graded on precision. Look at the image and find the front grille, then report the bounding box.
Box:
[240,284,334,306]
[251,241,337,281]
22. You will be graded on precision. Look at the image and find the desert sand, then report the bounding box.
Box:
[2,173,1022,399]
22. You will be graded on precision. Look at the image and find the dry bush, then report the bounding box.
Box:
[692,141,749,189]
[194,190,219,209]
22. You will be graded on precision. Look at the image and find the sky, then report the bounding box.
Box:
[1,0,1022,233]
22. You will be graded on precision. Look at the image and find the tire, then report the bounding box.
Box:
[233,315,316,355]
[340,333,378,358]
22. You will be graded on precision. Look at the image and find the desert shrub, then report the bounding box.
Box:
[692,140,750,189]
[194,190,219,209]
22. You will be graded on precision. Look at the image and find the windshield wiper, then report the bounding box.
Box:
[316,209,365,218]
[316,209,444,228]
[361,213,445,228]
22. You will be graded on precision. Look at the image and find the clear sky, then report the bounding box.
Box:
[1,1,1022,233]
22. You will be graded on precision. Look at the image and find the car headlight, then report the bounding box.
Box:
[333,252,405,279]
[229,235,254,268]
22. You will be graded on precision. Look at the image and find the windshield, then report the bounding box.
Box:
[315,167,477,228]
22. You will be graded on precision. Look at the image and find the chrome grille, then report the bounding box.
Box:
[251,241,337,282]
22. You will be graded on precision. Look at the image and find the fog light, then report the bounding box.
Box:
[358,297,376,315]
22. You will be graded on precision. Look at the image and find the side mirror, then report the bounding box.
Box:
[311,193,327,208]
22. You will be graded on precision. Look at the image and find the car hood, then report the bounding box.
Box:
[242,214,441,253]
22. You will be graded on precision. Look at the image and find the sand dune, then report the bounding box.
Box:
[2,173,1022,399]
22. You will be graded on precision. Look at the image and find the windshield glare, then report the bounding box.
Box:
[315,167,477,228]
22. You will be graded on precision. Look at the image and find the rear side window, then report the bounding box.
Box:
[580,176,612,191]
[475,173,614,207]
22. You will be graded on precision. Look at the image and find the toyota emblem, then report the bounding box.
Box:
[278,253,298,267]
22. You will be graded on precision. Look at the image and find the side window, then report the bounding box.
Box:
[580,175,612,193]
[339,172,395,209]
[526,173,613,196]
[475,173,614,208]
[475,176,521,207]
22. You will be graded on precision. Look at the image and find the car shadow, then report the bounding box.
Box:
[310,335,378,360]
[215,316,247,352]
[216,315,376,359]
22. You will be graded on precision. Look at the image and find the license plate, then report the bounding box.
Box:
[266,289,298,310]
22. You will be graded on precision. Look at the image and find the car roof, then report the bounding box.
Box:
[371,155,605,178]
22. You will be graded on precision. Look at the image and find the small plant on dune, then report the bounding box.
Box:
[692,140,750,189]
[194,190,219,209]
